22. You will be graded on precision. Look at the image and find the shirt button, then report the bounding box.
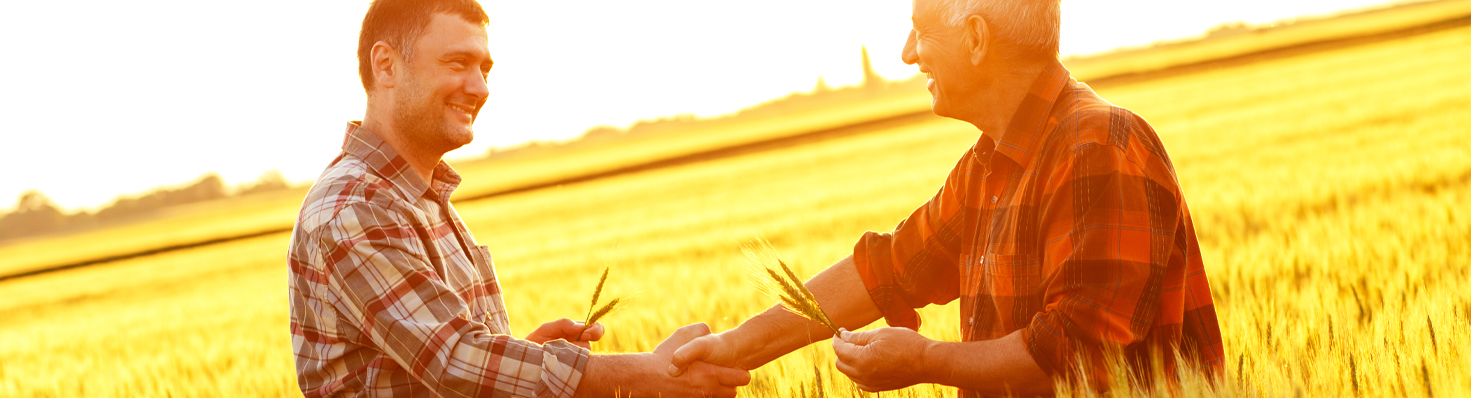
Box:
[991,196,999,203]
[969,316,975,325]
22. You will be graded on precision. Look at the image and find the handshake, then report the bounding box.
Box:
[527,316,935,397]
[526,319,751,397]
[527,273,932,398]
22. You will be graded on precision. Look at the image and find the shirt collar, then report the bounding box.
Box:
[341,122,463,201]
[979,60,1072,167]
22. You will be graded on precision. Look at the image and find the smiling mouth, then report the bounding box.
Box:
[448,104,475,119]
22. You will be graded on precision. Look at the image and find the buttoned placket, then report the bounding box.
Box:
[967,141,998,334]
[966,138,1013,337]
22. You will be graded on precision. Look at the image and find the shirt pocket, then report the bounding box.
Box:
[982,252,1042,298]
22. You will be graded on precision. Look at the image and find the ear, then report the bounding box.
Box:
[962,15,990,66]
[370,41,401,89]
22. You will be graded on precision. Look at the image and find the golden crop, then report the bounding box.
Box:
[2,23,1469,398]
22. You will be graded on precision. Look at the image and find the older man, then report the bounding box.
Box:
[669,0,1224,395]
[287,1,749,397]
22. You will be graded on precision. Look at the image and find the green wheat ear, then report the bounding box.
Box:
[744,238,840,335]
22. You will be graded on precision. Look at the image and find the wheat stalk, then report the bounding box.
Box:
[578,266,631,341]
[744,240,840,335]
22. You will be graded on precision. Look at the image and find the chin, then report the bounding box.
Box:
[447,128,475,148]
[432,123,475,150]
[929,97,958,120]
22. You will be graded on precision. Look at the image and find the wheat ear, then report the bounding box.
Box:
[746,241,840,335]
[578,267,611,340]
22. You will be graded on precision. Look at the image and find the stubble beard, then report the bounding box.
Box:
[392,71,474,154]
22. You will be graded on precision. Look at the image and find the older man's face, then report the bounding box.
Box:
[392,13,493,153]
[902,0,980,120]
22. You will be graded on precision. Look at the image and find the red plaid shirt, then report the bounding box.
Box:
[288,123,588,398]
[853,61,1224,393]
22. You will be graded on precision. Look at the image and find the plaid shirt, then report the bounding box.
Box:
[853,61,1224,393]
[288,123,588,398]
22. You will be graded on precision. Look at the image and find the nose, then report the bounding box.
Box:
[465,71,489,101]
[901,29,919,65]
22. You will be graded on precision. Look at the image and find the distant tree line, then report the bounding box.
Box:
[0,171,292,242]
[488,47,923,159]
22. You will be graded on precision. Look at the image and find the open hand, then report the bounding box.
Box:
[525,318,604,349]
[832,327,935,392]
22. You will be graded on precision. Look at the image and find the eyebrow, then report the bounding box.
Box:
[442,50,487,60]
[443,50,493,67]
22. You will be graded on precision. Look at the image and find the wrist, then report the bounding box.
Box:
[577,353,654,397]
[917,338,951,385]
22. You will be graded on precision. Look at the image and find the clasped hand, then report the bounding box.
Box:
[528,319,750,397]
[667,326,935,393]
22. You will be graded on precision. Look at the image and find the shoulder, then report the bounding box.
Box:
[1040,91,1178,180]
[1033,94,1184,203]
[294,154,407,235]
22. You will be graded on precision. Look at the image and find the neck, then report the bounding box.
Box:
[961,61,1046,147]
[361,106,442,184]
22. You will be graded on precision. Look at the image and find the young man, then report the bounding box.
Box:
[287,1,749,396]
[669,0,1224,395]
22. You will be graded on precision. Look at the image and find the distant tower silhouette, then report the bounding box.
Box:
[861,46,883,89]
[813,76,832,93]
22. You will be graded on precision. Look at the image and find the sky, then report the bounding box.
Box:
[0,0,1404,212]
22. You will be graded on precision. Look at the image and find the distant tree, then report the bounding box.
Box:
[236,170,290,196]
[95,173,229,222]
[814,76,832,93]
[173,174,227,205]
[0,190,67,240]
[581,125,622,139]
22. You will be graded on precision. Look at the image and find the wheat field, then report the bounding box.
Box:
[2,22,1469,398]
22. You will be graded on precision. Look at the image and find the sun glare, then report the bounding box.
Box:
[0,0,1402,211]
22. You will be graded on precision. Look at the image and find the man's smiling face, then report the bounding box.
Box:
[902,0,981,120]
[393,12,493,153]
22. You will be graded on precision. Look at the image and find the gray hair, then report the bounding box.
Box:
[936,0,1061,59]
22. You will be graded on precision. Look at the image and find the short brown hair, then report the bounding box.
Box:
[357,0,490,91]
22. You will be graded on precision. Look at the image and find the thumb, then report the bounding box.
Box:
[667,336,714,376]
[842,329,878,346]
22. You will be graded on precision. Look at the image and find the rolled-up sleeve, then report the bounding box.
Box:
[1022,143,1174,378]
[852,149,977,331]
[320,202,589,398]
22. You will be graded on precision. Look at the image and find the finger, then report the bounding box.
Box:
[550,318,583,337]
[838,327,853,341]
[712,366,752,387]
[672,322,712,341]
[658,323,713,356]
[529,318,577,341]
[834,355,860,379]
[709,385,738,398]
[578,322,606,342]
[831,336,860,363]
[668,336,715,376]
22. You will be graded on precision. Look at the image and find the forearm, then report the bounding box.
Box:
[922,330,1052,395]
[725,255,884,368]
[575,353,655,397]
